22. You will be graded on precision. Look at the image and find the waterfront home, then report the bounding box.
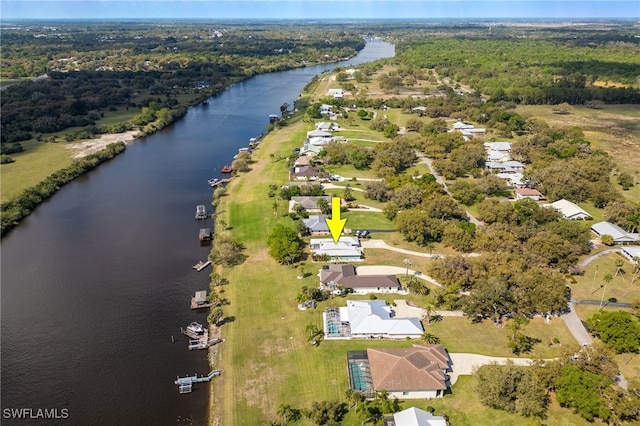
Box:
[320,104,333,115]
[307,129,333,139]
[390,407,448,425]
[315,122,339,132]
[484,141,512,152]
[310,236,362,261]
[348,345,450,400]
[303,215,331,235]
[542,199,592,220]
[591,222,639,244]
[514,187,545,201]
[319,264,402,295]
[289,166,330,181]
[289,196,332,213]
[324,300,423,340]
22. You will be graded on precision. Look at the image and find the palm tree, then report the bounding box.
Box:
[420,332,440,344]
[615,259,625,277]
[631,257,640,286]
[403,258,412,277]
[423,302,436,325]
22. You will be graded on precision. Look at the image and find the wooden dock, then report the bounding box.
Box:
[192,260,211,272]
[175,370,222,393]
[208,177,233,188]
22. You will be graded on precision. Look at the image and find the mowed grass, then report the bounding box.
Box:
[569,252,640,304]
[1,139,75,201]
[212,116,586,425]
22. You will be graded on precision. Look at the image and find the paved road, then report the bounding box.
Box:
[416,151,483,227]
[572,299,633,308]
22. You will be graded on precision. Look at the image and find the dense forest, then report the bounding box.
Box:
[0,21,365,146]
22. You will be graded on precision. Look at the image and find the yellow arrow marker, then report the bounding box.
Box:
[325,197,346,244]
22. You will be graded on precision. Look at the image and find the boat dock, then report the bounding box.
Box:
[220,165,234,173]
[188,337,223,350]
[195,204,208,220]
[190,290,212,309]
[175,370,222,394]
[192,260,211,272]
[208,177,233,188]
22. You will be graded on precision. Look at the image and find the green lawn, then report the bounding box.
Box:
[1,139,75,202]
[341,211,394,230]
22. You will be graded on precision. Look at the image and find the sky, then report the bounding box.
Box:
[1,0,639,20]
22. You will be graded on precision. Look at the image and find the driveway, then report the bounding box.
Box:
[356,265,443,287]
[448,353,537,385]
[560,302,592,346]
[579,248,621,268]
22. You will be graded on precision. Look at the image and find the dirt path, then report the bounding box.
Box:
[66,131,138,158]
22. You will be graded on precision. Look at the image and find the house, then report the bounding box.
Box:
[514,188,545,201]
[412,106,427,113]
[289,196,332,213]
[195,80,210,89]
[391,407,448,426]
[294,156,313,167]
[320,104,333,115]
[318,264,402,294]
[310,236,363,261]
[486,150,511,162]
[542,199,592,220]
[449,121,485,137]
[591,222,639,244]
[367,345,450,399]
[300,143,323,156]
[496,172,525,187]
[315,122,339,132]
[484,141,512,152]
[307,129,333,139]
[452,121,474,130]
[486,161,524,174]
[289,166,330,181]
[621,246,640,262]
[328,88,344,98]
[303,215,330,235]
[308,136,334,147]
[325,300,423,339]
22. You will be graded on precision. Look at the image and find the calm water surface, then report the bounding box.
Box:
[1,40,394,425]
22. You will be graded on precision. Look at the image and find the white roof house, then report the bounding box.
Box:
[393,407,448,426]
[591,222,639,244]
[496,172,525,187]
[484,141,512,151]
[487,150,511,162]
[346,300,423,338]
[542,199,592,220]
[307,129,333,138]
[621,246,640,262]
[452,121,474,130]
[310,237,363,261]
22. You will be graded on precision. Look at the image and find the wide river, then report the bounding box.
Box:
[1,40,394,425]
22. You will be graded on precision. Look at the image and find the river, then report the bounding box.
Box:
[0,39,394,425]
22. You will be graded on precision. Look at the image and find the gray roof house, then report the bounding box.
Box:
[289,196,332,213]
[310,236,362,261]
[591,221,639,244]
[303,215,330,235]
[318,264,402,294]
[621,246,640,262]
[289,166,330,181]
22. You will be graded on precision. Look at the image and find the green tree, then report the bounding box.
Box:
[208,306,224,326]
[555,365,612,422]
[267,224,304,264]
[618,172,635,190]
[587,310,640,354]
[211,234,247,266]
[420,332,440,344]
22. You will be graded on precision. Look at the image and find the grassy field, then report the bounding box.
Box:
[210,113,590,425]
[1,139,75,201]
[569,252,640,304]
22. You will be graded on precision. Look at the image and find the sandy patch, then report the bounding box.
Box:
[66,131,138,159]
